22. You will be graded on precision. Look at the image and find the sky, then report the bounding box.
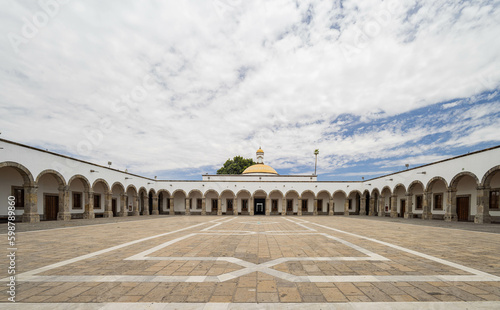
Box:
[0,0,499,181]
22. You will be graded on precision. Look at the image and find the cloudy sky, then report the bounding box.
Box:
[1,0,499,181]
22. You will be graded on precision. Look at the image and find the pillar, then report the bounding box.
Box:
[390,195,398,218]
[444,189,457,222]
[234,198,239,216]
[298,198,302,216]
[329,198,334,215]
[266,198,271,216]
[132,195,139,216]
[103,192,113,218]
[404,194,413,219]
[119,194,127,216]
[22,185,40,223]
[152,194,159,215]
[313,199,318,216]
[250,197,254,215]
[169,198,174,215]
[422,192,432,220]
[217,198,222,215]
[378,196,385,217]
[475,187,491,224]
[83,190,95,219]
[344,199,349,216]
[282,199,286,216]
[368,197,374,216]
[185,198,190,215]
[57,185,71,221]
[141,195,149,215]
[360,197,366,216]
[201,197,206,215]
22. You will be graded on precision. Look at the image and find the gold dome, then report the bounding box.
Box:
[257,148,264,153]
[242,164,278,175]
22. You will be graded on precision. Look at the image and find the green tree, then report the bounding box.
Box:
[217,156,255,174]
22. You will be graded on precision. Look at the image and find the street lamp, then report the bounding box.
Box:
[314,149,319,175]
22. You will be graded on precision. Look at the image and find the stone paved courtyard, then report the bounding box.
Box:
[2,216,500,309]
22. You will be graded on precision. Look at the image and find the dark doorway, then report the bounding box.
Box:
[112,198,117,216]
[457,196,469,221]
[212,199,218,215]
[227,199,233,215]
[365,194,370,215]
[254,198,265,215]
[44,194,58,221]
[287,199,294,215]
[400,199,406,217]
[149,193,153,214]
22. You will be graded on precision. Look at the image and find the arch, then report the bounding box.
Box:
[36,169,66,187]
[126,184,138,194]
[300,190,315,198]
[362,189,370,197]
[393,183,406,194]
[204,189,219,197]
[252,189,267,198]
[138,186,147,195]
[111,181,125,193]
[172,189,187,197]
[371,188,380,196]
[348,190,362,197]
[317,190,331,198]
[0,161,35,185]
[407,180,425,194]
[269,189,284,198]
[481,165,500,187]
[92,178,110,192]
[333,190,347,197]
[450,171,480,190]
[285,190,299,197]
[148,188,156,195]
[68,174,90,192]
[236,189,251,197]
[188,189,203,197]
[220,189,236,197]
[157,189,171,196]
[426,176,448,192]
[380,186,392,196]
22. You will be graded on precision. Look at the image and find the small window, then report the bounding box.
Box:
[94,194,101,210]
[348,199,352,210]
[272,199,278,212]
[415,195,423,210]
[197,199,202,209]
[433,193,443,210]
[11,186,24,209]
[242,199,248,212]
[73,192,82,209]
[302,199,307,211]
[490,190,499,210]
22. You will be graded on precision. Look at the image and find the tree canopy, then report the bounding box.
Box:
[217,156,255,174]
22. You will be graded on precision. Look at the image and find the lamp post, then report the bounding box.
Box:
[314,149,319,175]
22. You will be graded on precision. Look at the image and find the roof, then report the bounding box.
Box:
[242,164,278,175]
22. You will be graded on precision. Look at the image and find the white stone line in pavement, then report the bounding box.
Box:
[6,301,500,310]
[0,218,222,282]
[307,221,500,282]
[284,217,316,231]
[200,217,236,231]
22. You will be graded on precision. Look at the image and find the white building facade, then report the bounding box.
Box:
[1,138,499,224]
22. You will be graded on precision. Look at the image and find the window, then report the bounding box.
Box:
[242,199,248,212]
[11,186,24,209]
[272,199,278,212]
[302,199,307,211]
[287,199,293,211]
[490,190,499,209]
[433,193,443,210]
[212,199,218,210]
[167,198,170,210]
[197,199,202,209]
[415,195,423,210]
[94,194,101,210]
[348,199,352,210]
[317,199,323,212]
[73,192,82,209]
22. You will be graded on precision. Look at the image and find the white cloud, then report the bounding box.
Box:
[0,0,499,178]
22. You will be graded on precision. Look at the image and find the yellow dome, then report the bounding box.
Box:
[257,148,264,153]
[242,164,278,175]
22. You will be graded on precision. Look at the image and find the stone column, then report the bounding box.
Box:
[217,198,222,215]
[404,194,413,219]
[141,196,149,215]
[378,196,385,217]
[249,197,254,216]
[390,195,398,218]
[83,190,95,219]
[132,195,140,216]
[329,198,334,216]
[234,198,239,216]
[169,198,174,215]
[185,198,190,215]
[57,185,71,221]
[344,199,350,216]
[152,194,159,215]
[266,198,271,216]
[103,192,113,218]
[360,197,366,216]
[422,192,432,220]
[475,187,491,224]
[297,198,302,216]
[22,185,40,223]
[313,199,318,216]
[118,194,127,216]
[444,189,457,222]
[368,197,374,216]
[201,197,206,215]
[282,199,286,216]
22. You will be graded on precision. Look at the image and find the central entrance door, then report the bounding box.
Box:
[45,194,59,221]
[457,196,469,221]
[254,198,265,215]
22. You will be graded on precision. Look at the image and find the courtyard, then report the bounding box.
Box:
[2,216,500,309]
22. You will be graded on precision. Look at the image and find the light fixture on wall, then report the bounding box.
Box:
[386,178,393,181]
[367,183,371,186]
[125,177,132,180]
[108,161,112,168]
[417,171,426,174]
[90,170,98,173]
[147,182,153,185]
